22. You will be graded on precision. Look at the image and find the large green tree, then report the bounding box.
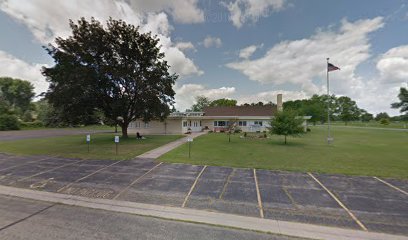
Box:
[0,77,35,116]
[335,96,361,125]
[392,87,408,115]
[268,110,304,144]
[42,18,177,138]
[210,98,237,107]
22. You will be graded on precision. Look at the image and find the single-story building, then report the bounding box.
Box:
[129,94,310,134]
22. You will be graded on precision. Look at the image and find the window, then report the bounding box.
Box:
[183,121,187,127]
[218,121,226,126]
[133,121,141,128]
[144,122,150,128]
[238,121,247,126]
[214,121,228,127]
[254,121,263,126]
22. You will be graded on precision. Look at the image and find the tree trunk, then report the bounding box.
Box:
[115,124,118,133]
[121,122,129,139]
[284,135,287,144]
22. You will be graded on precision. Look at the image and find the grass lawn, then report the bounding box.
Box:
[328,121,407,129]
[160,127,408,179]
[0,133,183,160]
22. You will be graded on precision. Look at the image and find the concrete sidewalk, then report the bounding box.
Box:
[0,185,407,240]
[137,132,207,159]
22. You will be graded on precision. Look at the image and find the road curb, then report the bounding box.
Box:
[0,185,407,240]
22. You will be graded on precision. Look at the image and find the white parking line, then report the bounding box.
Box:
[308,172,368,231]
[18,159,84,182]
[253,169,264,218]
[113,162,162,200]
[57,160,126,193]
[0,156,52,172]
[373,177,408,196]
[219,168,235,199]
[181,165,207,208]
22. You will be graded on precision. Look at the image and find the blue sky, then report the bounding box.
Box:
[0,0,407,115]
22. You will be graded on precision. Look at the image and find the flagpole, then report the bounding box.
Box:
[326,58,331,144]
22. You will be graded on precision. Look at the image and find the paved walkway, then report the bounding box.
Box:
[137,132,207,159]
[0,185,407,240]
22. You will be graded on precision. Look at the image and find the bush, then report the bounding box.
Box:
[380,118,390,125]
[0,114,20,130]
[307,128,311,132]
[244,132,247,137]
[234,128,242,133]
[22,110,33,122]
[20,121,44,128]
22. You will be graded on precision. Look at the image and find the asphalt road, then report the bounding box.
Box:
[0,194,300,240]
[0,129,113,141]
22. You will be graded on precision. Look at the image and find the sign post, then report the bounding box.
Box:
[86,134,91,153]
[187,138,193,158]
[114,136,119,155]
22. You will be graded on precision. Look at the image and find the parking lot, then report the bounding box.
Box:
[0,153,407,236]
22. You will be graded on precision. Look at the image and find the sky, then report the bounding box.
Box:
[0,0,407,115]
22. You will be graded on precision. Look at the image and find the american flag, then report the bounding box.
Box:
[328,63,340,72]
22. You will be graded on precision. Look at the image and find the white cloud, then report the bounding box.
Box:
[0,51,48,96]
[174,84,236,111]
[227,17,384,89]
[203,36,223,48]
[226,17,403,115]
[0,0,203,82]
[239,44,263,59]
[222,0,286,28]
[175,41,196,52]
[377,45,408,83]
[128,0,204,24]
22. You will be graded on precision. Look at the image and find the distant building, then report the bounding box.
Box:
[129,94,309,134]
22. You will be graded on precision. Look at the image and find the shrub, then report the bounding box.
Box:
[380,118,390,125]
[20,121,44,128]
[307,128,311,132]
[0,114,20,130]
[234,128,242,133]
[244,132,247,137]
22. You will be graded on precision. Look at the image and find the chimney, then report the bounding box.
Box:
[277,94,283,111]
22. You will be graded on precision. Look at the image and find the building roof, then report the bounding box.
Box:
[203,105,277,117]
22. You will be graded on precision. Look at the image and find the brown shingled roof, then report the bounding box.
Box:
[203,105,277,117]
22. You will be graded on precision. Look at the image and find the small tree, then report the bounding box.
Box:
[391,87,408,114]
[191,95,211,112]
[375,112,390,121]
[268,110,304,144]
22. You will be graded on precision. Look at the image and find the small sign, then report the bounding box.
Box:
[327,137,334,142]
[187,138,193,142]
[86,134,91,142]
[115,136,120,143]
